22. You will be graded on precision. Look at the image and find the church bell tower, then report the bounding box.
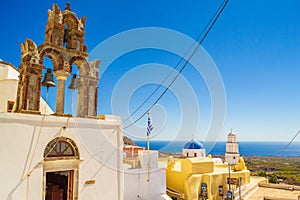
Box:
[225,129,240,165]
[13,3,100,117]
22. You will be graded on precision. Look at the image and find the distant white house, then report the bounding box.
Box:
[123,150,171,200]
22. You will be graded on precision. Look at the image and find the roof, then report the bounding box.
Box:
[228,128,236,136]
[183,139,204,149]
[0,60,19,73]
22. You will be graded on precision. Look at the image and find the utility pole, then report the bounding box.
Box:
[239,177,242,200]
[228,163,231,191]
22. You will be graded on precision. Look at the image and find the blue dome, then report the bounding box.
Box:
[183,139,203,149]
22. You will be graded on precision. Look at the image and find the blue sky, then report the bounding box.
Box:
[0,0,300,142]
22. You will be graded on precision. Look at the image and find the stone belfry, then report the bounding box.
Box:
[13,3,100,117]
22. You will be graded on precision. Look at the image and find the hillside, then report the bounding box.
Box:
[123,136,136,145]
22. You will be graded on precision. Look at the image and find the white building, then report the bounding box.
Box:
[0,61,124,200]
[225,129,240,165]
[123,150,171,200]
[0,113,124,200]
[1,3,172,199]
[182,139,206,158]
[0,2,128,199]
[0,61,170,200]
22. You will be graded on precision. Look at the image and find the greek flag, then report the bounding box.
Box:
[147,112,153,136]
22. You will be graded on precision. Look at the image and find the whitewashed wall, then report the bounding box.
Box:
[0,113,123,200]
[0,62,19,80]
[182,148,206,158]
[124,151,167,200]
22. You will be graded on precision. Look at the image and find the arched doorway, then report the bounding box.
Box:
[43,137,80,200]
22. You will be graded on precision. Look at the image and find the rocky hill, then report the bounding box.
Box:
[123,136,135,145]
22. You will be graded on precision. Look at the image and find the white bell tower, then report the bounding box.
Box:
[225,129,240,165]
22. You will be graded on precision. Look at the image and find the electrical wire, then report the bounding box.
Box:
[79,137,124,194]
[20,1,230,196]
[279,129,300,154]
[122,0,225,125]
[123,0,229,129]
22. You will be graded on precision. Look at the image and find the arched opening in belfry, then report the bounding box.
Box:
[63,23,69,48]
[64,63,79,116]
[63,14,79,50]
[39,48,66,115]
[65,56,87,116]
[40,57,58,112]
[40,47,71,115]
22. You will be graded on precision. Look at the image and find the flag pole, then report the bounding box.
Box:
[147,112,151,150]
[147,135,150,150]
[147,132,150,151]
[146,111,153,182]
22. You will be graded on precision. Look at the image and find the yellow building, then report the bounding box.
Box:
[166,134,250,200]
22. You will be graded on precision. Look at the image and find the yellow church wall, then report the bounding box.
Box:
[166,156,250,200]
[214,163,228,168]
[166,158,215,195]
[233,157,247,171]
[230,170,251,185]
[184,174,203,200]
[183,158,214,174]
[209,173,226,199]
[185,173,226,200]
[166,161,186,193]
[184,173,235,200]
[201,174,212,198]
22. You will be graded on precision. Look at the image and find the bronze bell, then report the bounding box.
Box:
[42,68,56,88]
[68,74,79,89]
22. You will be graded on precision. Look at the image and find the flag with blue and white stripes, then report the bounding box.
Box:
[147,112,153,136]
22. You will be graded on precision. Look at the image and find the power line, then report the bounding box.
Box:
[279,129,300,154]
[123,0,229,129]
[122,0,225,125]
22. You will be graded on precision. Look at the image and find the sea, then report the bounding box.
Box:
[134,140,300,157]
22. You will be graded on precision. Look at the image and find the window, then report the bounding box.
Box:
[227,191,232,199]
[7,101,14,112]
[219,185,223,196]
[200,183,208,198]
[44,137,79,159]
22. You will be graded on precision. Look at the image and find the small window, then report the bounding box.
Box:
[227,191,232,199]
[44,137,79,159]
[7,101,14,112]
[219,185,223,196]
[200,183,208,198]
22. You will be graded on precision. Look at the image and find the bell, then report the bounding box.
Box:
[42,68,56,88]
[68,74,79,89]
